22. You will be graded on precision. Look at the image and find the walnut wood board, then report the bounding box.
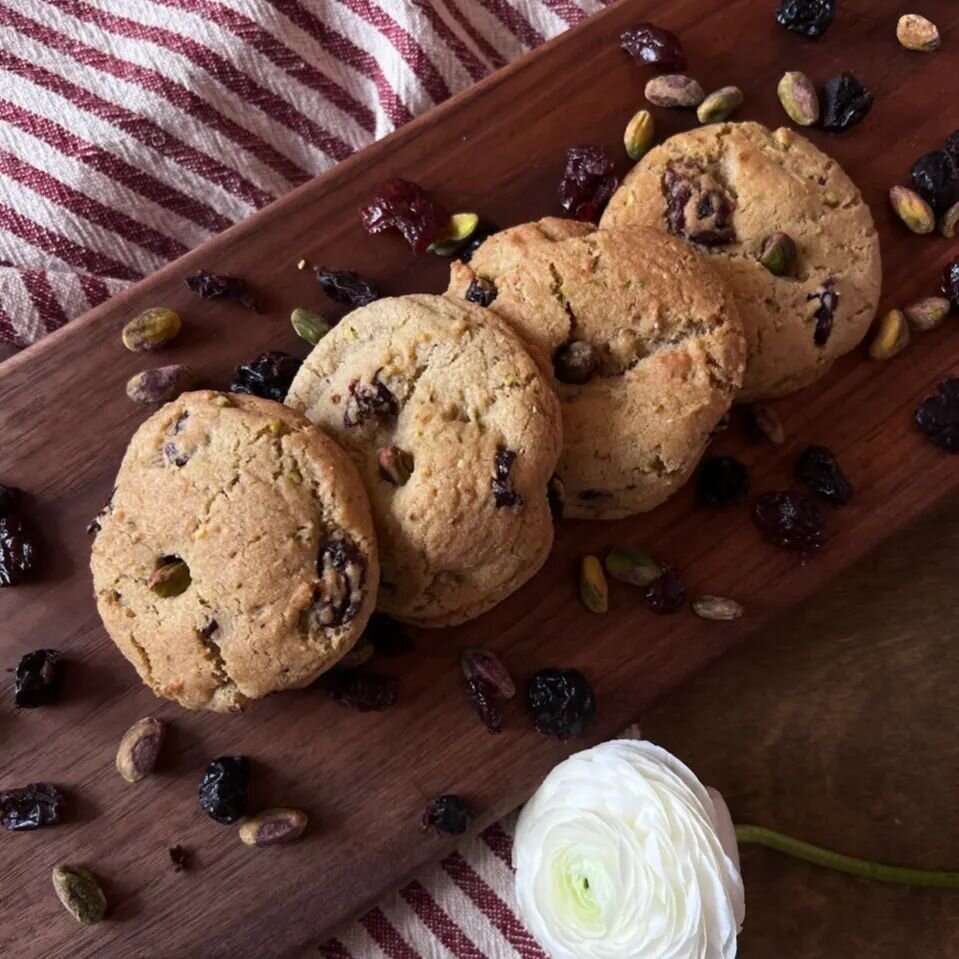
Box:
[0,1,956,956]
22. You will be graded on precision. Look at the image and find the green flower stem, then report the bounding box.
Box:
[735,825,959,888]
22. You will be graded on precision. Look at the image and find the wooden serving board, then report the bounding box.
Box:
[1,0,956,955]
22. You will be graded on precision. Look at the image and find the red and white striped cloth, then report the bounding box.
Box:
[1,1,608,953]
[0,0,608,361]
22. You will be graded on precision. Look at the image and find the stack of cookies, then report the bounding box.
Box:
[90,121,881,712]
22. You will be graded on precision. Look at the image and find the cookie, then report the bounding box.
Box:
[285,294,562,626]
[601,121,882,401]
[448,219,746,519]
[90,391,378,712]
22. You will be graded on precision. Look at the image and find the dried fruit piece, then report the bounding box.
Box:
[466,677,503,733]
[198,756,250,824]
[116,717,165,783]
[239,808,308,846]
[314,268,379,307]
[491,446,523,509]
[896,14,940,51]
[905,297,951,331]
[910,151,959,213]
[14,648,61,708]
[692,595,744,621]
[579,555,608,614]
[0,484,22,517]
[697,86,743,124]
[456,220,500,263]
[807,279,839,346]
[645,565,686,614]
[422,795,474,835]
[941,202,959,238]
[126,365,196,405]
[364,613,412,657]
[749,404,786,445]
[553,340,598,384]
[547,474,566,519]
[328,671,397,711]
[429,212,480,256]
[645,74,705,108]
[776,0,835,38]
[465,277,497,307]
[943,257,959,308]
[311,536,365,628]
[889,186,935,234]
[663,163,736,246]
[620,23,686,70]
[558,145,619,222]
[914,378,959,452]
[377,446,414,486]
[462,648,515,699]
[1,782,63,830]
[527,668,596,739]
[795,445,853,506]
[52,866,107,925]
[290,308,329,346]
[696,456,750,508]
[624,109,655,161]
[185,270,256,310]
[168,845,191,872]
[121,307,182,352]
[776,72,820,126]
[758,233,798,276]
[148,557,191,597]
[343,370,399,427]
[753,491,825,551]
[334,638,374,671]
[360,178,448,254]
[868,309,910,360]
[604,547,662,587]
[229,351,302,402]
[0,514,36,587]
[822,73,873,132]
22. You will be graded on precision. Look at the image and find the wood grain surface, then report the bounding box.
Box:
[0,0,956,956]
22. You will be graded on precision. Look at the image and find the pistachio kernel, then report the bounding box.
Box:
[644,74,705,108]
[212,394,234,408]
[758,232,798,277]
[623,109,655,161]
[238,808,308,847]
[772,127,795,150]
[148,557,191,597]
[290,307,329,346]
[461,647,516,699]
[896,14,940,52]
[605,547,662,588]
[428,213,480,256]
[750,404,785,445]
[940,201,959,239]
[115,716,165,784]
[868,309,910,360]
[692,595,744,621]
[335,637,374,671]
[776,72,820,127]
[904,296,951,332]
[377,446,414,486]
[696,86,743,124]
[553,340,598,385]
[889,186,935,234]
[121,307,182,352]
[126,365,196,405]
[579,555,608,614]
[51,866,107,925]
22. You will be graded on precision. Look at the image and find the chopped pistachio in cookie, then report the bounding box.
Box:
[285,294,562,627]
[90,391,378,712]
[601,121,882,401]
[448,219,746,520]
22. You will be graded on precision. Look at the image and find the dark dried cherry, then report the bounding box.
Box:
[465,277,497,307]
[466,677,503,734]
[807,280,839,346]
[910,151,958,214]
[229,351,302,402]
[14,648,61,708]
[343,370,399,428]
[0,484,22,517]
[794,445,853,505]
[915,378,959,453]
[558,146,619,223]
[185,270,256,310]
[663,165,736,246]
[311,536,365,628]
[554,340,598,385]
[753,491,825,552]
[822,73,873,132]
[168,845,192,872]
[645,565,686,614]
[776,0,835,38]
[456,220,500,263]
[491,447,523,509]
[941,257,959,309]
[696,456,750,508]
[1,782,64,831]
[360,178,448,254]
[328,671,397,711]
[314,269,379,307]
[364,612,412,657]
[620,23,686,70]
[197,756,250,824]
[945,131,959,166]
[527,668,596,739]
[0,514,36,587]
[422,795,473,835]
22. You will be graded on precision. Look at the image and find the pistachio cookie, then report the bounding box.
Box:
[285,294,562,626]
[90,391,378,712]
[448,220,746,519]
[601,121,882,400]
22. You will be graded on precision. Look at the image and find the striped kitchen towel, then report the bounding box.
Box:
[0,0,608,359]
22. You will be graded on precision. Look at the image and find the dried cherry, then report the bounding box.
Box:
[941,257,959,309]
[328,671,397,711]
[696,456,750,508]
[466,677,503,734]
[360,178,448,254]
[808,280,839,346]
[314,269,379,307]
[910,151,958,213]
[0,514,36,587]
[822,73,873,132]
[794,445,853,505]
[915,378,959,453]
[491,447,523,509]
[185,270,256,310]
[753,491,825,552]
[229,351,302,402]
[197,756,250,824]
[620,23,686,70]
[645,565,686,614]
[422,795,473,835]
[343,370,399,427]
[0,782,64,831]
[456,220,500,263]
[14,648,61,708]
[527,668,596,739]
[558,146,618,222]
[776,0,835,38]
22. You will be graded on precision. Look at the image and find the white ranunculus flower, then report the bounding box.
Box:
[514,739,745,959]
